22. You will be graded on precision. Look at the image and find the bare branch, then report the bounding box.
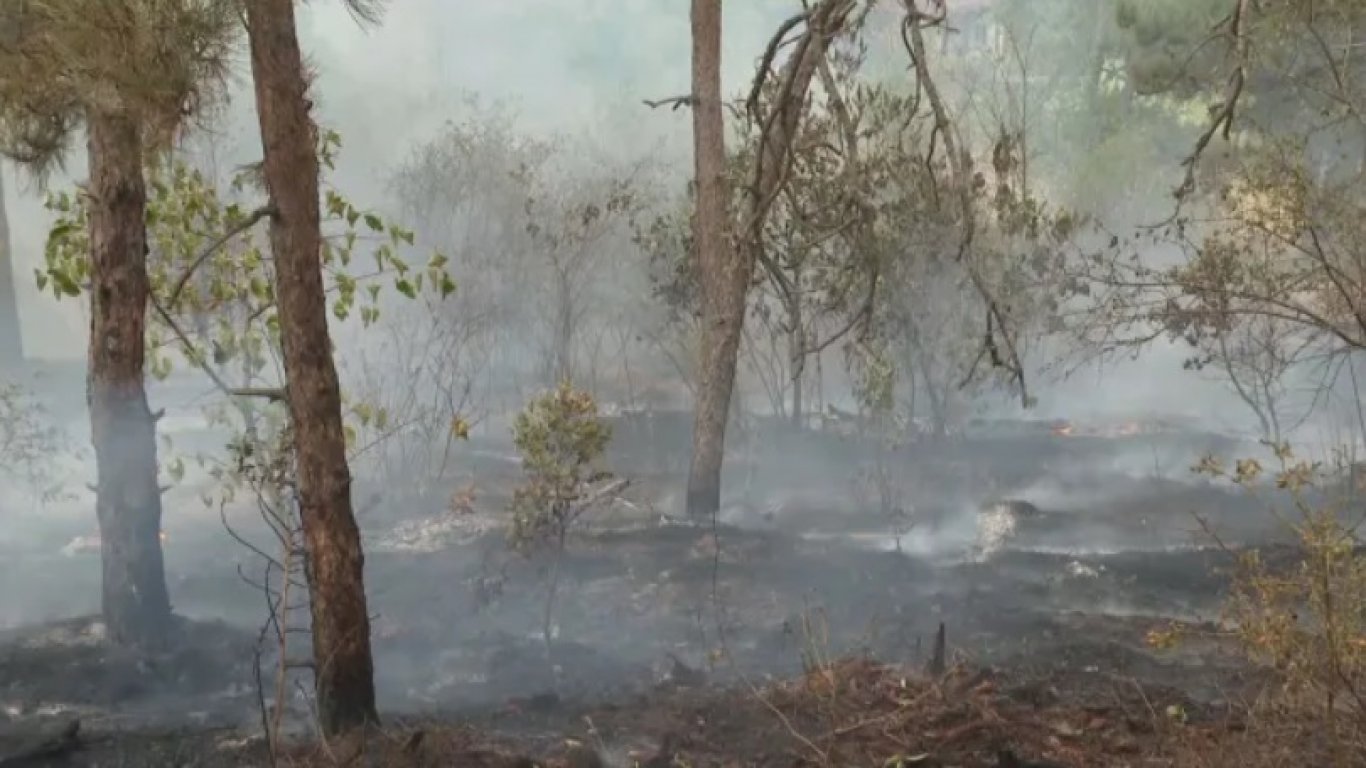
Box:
[165,204,276,310]
[642,95,695,110]
[149,295,287,403]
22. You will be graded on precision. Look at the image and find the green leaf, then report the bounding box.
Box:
[364,213,383,232]
[395,279,416,299]
[326,190,346,217]
[54,271,82,297]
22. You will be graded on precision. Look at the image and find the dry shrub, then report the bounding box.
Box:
[1185,445,1366,764]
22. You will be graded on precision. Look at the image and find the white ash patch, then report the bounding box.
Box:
[1066,560,1102,579]
[60,530,169,557]
[59,535,101,557]
[366,512,501,553]
[8,618,108,650]
[973,503,1020,561]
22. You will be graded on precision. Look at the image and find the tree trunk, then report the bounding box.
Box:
[553,268,574,385]
[922,365,947,439]
[685,0,736,518]
[0,170,22,366]
[686,0,849,518]
[789,298,805,431]
[241,0,378,735]
[85,111,172,647]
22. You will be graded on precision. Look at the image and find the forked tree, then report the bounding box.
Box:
[685,0,856,518]
[0,0,235,647]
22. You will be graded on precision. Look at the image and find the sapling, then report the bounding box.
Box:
[509,381,623,665]
[0,380,71,503]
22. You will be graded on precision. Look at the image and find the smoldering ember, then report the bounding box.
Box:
[2,2,1366,767]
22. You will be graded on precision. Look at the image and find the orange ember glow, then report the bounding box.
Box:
[1052,424,1074,437]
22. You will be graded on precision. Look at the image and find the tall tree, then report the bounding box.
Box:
[685,0,730,516]
[240,0,379,734]
[0,0,235,647]
[686,0,854,517]
[0,170,21,366]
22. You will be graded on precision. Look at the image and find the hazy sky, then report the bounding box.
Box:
[6,0,797,360]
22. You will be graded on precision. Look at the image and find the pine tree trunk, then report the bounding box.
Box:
[0,170,22,366]
[685,0,737,519]
[241,0,378,735]
[85,110,172,647]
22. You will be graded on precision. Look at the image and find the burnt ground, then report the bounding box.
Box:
[0,425,1320,766]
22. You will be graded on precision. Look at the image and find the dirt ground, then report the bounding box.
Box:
[0,426,1321,766]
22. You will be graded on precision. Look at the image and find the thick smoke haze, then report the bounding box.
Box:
[2,4,1362,764]
[0,2,1311,433]
[5,1,796,358]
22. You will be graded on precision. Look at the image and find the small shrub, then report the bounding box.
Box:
[1181,445,1366,760]
[509,381,617,661]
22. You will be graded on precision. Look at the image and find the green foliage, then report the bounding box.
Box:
[41,130,452,368]
[508,381,613,551]
[38,128,456,499]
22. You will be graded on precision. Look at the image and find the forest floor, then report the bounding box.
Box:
[0,427,1326,766]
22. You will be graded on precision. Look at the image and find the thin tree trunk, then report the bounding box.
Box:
[553,269,573,385]
[685,0,734,518]
[0,169,22,366]
[686,0,849,518]
[86,110,172,647]
[789,301,805,431]
[241,0,378,735]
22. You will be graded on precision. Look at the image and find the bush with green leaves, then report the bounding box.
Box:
[509,381,614,550]
[38,128,456,507]
[508,381,617,661]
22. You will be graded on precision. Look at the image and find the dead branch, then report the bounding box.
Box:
[1176,0,1250,200]
[642,94,694,110]
[164,204,276,310]
[900,3,1031,406]
[150,295,287,403]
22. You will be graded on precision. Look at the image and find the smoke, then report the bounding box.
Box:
[0,1,1339,743]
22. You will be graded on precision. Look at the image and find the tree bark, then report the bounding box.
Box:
[0,170,22,366]
[687,0,849,518]
[85,110,172,647]
[788,293,805,431]
[241,0,378,735]
[685,0,736,518]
